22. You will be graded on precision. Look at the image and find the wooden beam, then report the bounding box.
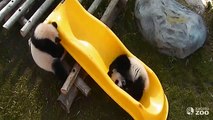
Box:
[101,0,128,28]
[3,0,35,29]
[0,0,22,22]
[61,63,81,95]
[0,0,10,11]
[100,0,119,24]
[57,85,78,113]
[88,0,102,14]
[75,77,91,96]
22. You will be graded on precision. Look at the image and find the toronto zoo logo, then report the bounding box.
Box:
[186,107,209,116]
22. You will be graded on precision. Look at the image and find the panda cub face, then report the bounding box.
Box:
[110,69,126,88]
[34,22,60,44]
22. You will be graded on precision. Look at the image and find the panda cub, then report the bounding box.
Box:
[29,22,68,81]
[108,54,149,100]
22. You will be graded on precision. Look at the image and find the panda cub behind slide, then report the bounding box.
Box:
[108,54,149,100]
[29,22,68,81]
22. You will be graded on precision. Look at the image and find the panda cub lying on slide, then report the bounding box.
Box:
[29,22,68,81]
[108,54,149,100]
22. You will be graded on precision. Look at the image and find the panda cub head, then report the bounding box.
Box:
[110,69,126,88]
[30,22,65,59]
[33,22,60,44]
[108,54,149,100]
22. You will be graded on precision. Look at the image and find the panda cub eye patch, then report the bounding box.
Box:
[115,80,119,85]
[55,37,61,43]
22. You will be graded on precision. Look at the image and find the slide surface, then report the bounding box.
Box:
[45,0,168,119]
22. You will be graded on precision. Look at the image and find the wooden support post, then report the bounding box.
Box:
[58,62,91,113]
[100,0,119,25]
[57,85,78,113]
[78,0,83,3]
[3,0,35,30]
[103,5,119,28]
[88,0,102,14]
[61,63,81,94]
[75,77,91,96]
[20,0,55,37]
[57,75,91,113]
[0,0,22,22]
[101,0,128,28]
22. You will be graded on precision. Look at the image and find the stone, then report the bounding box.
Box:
[184,0,212,14]
[135,0,207,58]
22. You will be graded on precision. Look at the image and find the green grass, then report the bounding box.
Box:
[0,0,212,120]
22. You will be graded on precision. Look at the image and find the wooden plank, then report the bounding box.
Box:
[103,4,119,28]
[3,0,35,29]
[79,0,83,3]
[57,85,78,113]
[101,0,128,27]
[75,77,91,96]
[0,0,23,22]
[0,0,10,11]
[61,63,81,94]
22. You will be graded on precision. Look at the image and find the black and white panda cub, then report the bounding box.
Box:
[29,22,68,81]
[108,54,149,100]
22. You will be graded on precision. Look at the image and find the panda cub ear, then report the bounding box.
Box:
[51,22,58,28]
[114,54,131,72]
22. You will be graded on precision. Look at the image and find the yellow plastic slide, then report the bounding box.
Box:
[45,0,168,119]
